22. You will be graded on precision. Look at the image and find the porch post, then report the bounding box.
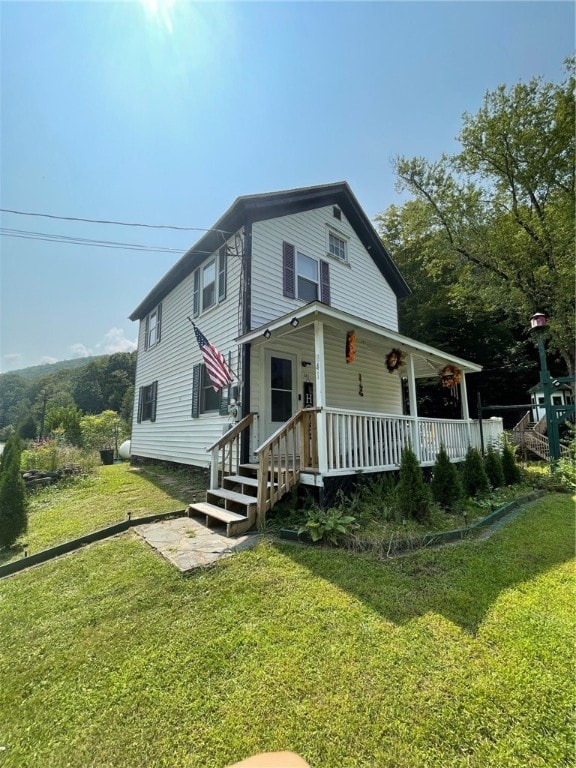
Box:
[314,320,328,475]
[460,373,472,446]
[406,353,420,461]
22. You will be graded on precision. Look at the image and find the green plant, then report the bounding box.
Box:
[501,439,522,485]
[298,506,358,544]
[556,422,576,490]
[80,410,124,451]
[461,446,490,497]
[431,443,463,511]
[396,445,432,523]
[0,433,28,548]
[484,444,505,489]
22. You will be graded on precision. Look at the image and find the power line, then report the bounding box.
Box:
[0,207,231,234]
[0,227,214,255]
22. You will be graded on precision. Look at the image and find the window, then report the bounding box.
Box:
[282,241,330,305]
[552,395,563,405]
[193,247,227,317]
[297,252,319,301]
[538,397,545,404]
[144,304,162,349]
[333,206,342,220]
[328,231,347,261]
[191,364,229,418]
[137,381,158,422]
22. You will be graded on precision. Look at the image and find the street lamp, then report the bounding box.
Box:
[529,313,561,464]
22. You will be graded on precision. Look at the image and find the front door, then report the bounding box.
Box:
[264,350,298,440]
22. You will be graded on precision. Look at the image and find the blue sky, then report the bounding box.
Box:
[1,0,573,373]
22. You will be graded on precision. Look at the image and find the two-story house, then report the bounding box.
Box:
[129,182,497,534]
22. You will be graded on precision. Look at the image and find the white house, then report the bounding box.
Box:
[529,381,574,422]
[129,183,496,533]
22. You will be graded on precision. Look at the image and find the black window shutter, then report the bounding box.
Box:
[191,364,201,418]
[193,270,200,317]
[156,303,162,344]
[283,242,295,299]
[137,386,144,423]
[320,260,331,305]
[219,390,230,416]
[218,246,227,302]
[150,381,158,422]
[144,316,150,351]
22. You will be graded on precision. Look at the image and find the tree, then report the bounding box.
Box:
[80,410,123,451]
[396,445,432,523]
[431,444,463,511]
[461,446,490,497]
[0,434,28,549]
[383,60,575,376]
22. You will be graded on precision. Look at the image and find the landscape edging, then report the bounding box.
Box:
[0,510,185,579]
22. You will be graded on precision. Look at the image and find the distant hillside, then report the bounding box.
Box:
[3,356,106,381]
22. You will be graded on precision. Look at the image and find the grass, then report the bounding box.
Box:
[1,463,206,565]
[0,493,573,767]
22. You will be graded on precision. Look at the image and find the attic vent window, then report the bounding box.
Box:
[333,206,341,220]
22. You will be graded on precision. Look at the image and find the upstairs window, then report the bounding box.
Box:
[144,304,162,350]
[328,231,347,261]
[297,252,319,301]
[193,246,227,317]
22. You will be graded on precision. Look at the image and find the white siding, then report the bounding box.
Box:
[251,206,399,331]
[131,235,243,468]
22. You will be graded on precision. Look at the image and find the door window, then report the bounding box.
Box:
[271,357,293,422]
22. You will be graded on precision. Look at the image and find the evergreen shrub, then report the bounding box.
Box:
[484,444,505,489]
[396,445,432,523]
[0,434,28,549]
[461,446,490,497]
[502,441,522,485]
[431,443,463,510]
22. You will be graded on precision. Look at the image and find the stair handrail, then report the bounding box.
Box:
[512,411,531,433]
[255,408,320,525]
[534,413,547,435]
[206,412,257,489]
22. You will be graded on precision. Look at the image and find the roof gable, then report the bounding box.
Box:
[129,182,410,321]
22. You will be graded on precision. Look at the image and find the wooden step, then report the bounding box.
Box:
[187,501,254,537]
[223,474,278,490]
[206,488,258,508]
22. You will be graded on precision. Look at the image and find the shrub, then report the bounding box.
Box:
[556,422,576,491]
[502,440,522,485]
[80,410,124,451]
[484,444,505,489]
[396,445,432,523]
[21,441,100,475]
[298,506,358,544]
[0,434,28,549]
[431,444,463,511]
[461,446,490,497]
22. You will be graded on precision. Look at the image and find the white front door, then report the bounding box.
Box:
[264,350,298,440]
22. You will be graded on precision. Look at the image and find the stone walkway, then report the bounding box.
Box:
[134,516,260,572]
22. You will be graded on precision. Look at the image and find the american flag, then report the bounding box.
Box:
[190,321,233,391]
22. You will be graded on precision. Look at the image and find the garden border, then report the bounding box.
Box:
[0,510,185,579]
[278,490,546,553]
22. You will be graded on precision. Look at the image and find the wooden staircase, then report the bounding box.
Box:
[510,411,570,461]
[187,408,319,536]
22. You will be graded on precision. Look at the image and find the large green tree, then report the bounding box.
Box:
[380,60,575,376]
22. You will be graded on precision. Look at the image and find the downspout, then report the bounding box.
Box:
[406,353,420,461]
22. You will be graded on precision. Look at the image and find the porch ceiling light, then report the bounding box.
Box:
[263,329,272,339]
[530,312,548,332]
[290,317,300,327]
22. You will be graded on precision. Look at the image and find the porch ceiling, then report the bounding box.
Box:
[236,301,482,378]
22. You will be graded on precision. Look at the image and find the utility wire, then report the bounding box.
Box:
[0,207,231,234]
[0,227,214,255]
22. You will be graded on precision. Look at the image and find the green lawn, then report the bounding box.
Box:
[1,463,205,565]
[0,493,573,768]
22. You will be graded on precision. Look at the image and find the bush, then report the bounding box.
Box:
[21,441,100,475]
[80,410,125,451]
[502,440,522,485]
[431,444,463,511]
[298,506,358,544]
[0,434,28,548]
[484,444,505,489]
[461,446,490,497]
[396,445,432,523]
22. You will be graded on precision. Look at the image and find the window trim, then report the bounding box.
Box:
[144,303,162,350]
[296,250,319,302]
[193,247,227,318]
[137,381,158,423]
[326,227,348,262]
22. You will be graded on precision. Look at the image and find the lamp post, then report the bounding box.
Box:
[530,313,561,465]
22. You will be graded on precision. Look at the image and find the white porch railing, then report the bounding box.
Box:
[324,408,503,473]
